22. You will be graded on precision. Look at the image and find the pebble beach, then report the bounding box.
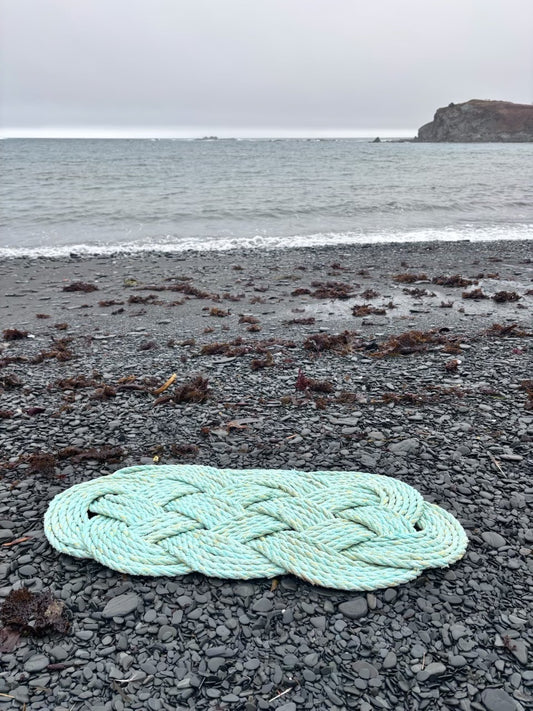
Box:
[0,238,532,711]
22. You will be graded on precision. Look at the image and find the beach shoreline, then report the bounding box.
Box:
[1,238,532,339]
[1,238,532,710]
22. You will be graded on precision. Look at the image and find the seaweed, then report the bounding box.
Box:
[285,317,316,325]
[28,453,57,477]
[492,291,520,303]
[462,288,488,300]
[128,294,163,305]
[138,341,158,351]
[56,445,124,463]
[392,273,428,283]
[432,274,476,288]
[372,329,445,357]
[62,282,98,292]
[442,342,463,354]
[473,272,500,280]
[439,301,454,308]
[239,315,259,324]
[291,287,311,296]
[382,391,426,405]
[351,304,386,317]
[295,369,333,393]
[1,373,22,389]
[330,262,348,271]
[90,385,117,400]
[53,374,99,390]
[335,391,366,404]
[32,337,74,363]
[166,299,184,307]
[520,380,533,410]
[180,338,196,346]
[154,375,211,405]
[445,358,460,372]
[222,292,244,302]
[209,307,229,317]
[247,324,261,332]
[25,407,46,416]
[403,288,436,298]
[200,339,247,356]
[485,323,531,337]
[360,288,379,299]
[170,443,199,457]
[0,410,14,419]
[295,368,311,391]
[53,323,69,330]
[168,283,218,300]
[304,331,359,354]
[0,588,69,647]
[36,313,50,319]
[251,352,275,370]
[99,299,124,307]
[2,328,28,341]
[310,281,355,300]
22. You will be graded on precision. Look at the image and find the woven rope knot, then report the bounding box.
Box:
[44,465,468,590]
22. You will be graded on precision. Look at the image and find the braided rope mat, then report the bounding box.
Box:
[44,465,468,590]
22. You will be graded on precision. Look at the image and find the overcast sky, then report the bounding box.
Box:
[1,0,532,137]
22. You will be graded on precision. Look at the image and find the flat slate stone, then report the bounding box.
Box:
[252,597,273,613]
[482,532,507,548]
[480,688,516,711]
[23,654,49,673]
[339,597,368,619]
[101,593,140,618]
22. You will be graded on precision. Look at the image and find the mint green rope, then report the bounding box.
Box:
[44,465,468,590]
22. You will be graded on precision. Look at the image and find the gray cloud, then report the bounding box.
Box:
[1,0,532,136]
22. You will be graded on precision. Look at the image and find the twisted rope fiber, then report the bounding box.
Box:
[44,465,468,591]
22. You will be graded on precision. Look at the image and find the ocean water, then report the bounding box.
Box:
[1,138,532,257]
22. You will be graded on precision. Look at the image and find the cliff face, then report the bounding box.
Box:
[416,100,533,142]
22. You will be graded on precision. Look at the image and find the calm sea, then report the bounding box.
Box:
[1,138,532,257]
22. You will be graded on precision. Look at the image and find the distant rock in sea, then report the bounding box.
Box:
[415,99,533,142]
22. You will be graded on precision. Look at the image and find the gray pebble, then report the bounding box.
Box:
[18,564,37,576]
[510,638,528,665]
[101,593,140,618]
[24,654,49,673]
[480,688,517,711]
[416,662,446,681]
[482,532,507,548]
[252,596,273,613]
[339,597,368,619]
[383,651,397,669]
[449,654,467,667]
[353,661,378,679]
[157,625,177,642]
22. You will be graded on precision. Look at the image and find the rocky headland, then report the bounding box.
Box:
[416,100,533,142]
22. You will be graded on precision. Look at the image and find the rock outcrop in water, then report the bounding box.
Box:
[416,100,533,142]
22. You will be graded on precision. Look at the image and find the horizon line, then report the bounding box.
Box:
[0,127,417,140]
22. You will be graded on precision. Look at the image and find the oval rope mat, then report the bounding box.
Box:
[44,465,468,590]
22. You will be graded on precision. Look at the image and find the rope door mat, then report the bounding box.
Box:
[44,465,468,590]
